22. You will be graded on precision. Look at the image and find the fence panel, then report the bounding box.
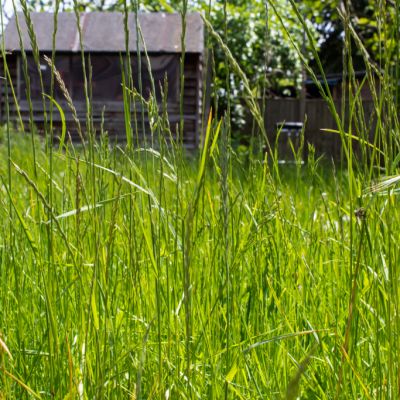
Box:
[264,98,376,158]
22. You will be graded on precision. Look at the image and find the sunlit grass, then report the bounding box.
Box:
[0,131,399,398]
[1,1,400,398]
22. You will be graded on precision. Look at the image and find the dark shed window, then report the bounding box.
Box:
[22,56,51,99]
[21,53,179,103]
[89,55,123,101]
[87,54,179,102]
[133,55,179,102]
[21,55,71,100]
[68,55,85,100]
[21,55,72,100]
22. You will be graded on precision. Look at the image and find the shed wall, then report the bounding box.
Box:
[0,56,18,123]
[1,52,202,147]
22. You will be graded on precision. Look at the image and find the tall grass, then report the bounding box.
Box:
[0,1,400,399]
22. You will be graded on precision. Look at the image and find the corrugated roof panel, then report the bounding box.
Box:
[3,11,204,53]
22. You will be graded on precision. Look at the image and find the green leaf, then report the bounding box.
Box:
[159,0,175,13]
[91,292,99,331]
[226,362,238,382]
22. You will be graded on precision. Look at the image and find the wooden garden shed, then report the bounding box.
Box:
[0,12,205,147]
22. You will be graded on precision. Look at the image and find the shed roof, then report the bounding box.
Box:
[3,11,204,53]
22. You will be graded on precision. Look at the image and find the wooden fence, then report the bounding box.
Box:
[264,98,376,159]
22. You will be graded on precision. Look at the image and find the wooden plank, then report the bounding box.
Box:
[194,54,201,147]
[16,55,21,101]
[15,99,183,113]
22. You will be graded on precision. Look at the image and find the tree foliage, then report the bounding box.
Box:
[303,0,397,73]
